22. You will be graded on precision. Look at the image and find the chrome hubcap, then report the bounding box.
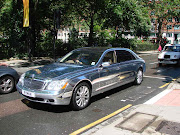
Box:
[76,86,90,107]
[0,78,13,92]
[137,70,143,84]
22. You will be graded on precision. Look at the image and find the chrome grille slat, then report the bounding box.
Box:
[164,55,170,58]
[23,77,45,90]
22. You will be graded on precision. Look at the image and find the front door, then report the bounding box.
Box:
[98,51,120,91]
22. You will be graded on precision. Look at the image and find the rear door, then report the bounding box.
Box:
[115,50,137,84]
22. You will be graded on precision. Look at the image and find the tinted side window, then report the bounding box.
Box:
[116,50,135,63]
[102,51,115,64]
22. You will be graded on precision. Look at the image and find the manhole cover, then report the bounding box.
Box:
[116,112,157,133]
[156,120,180,135]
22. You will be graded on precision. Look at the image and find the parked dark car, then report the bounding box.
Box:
[0,65,19,94]
[17,47,146,110]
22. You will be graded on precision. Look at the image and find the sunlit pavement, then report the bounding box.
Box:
[81,78,180,135]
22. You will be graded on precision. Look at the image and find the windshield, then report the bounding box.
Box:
[59,50,103,66]
[164,46,180,52]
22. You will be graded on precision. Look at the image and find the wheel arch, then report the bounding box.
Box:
[0,74,15,82]
[73,79,92,93]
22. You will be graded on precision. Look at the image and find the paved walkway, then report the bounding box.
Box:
[81,78,180,135]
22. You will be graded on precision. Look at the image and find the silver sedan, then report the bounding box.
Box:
[17,47,146,110]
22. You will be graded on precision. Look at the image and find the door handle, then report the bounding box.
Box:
[103,69,109,72]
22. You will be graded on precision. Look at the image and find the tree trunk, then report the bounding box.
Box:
[157,18,163,45]
[88,16,94,47]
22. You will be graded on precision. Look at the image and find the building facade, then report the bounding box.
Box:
[149,10,180,44]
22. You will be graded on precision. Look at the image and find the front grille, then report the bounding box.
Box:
[164,55,170,58]
[23,78,45,90]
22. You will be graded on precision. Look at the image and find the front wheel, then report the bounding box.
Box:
[134,69,143,85]
[0,76,15,94]
[71,82,91,110]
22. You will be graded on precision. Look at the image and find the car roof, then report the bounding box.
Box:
[75,47,131,53]
[165,44,180,47]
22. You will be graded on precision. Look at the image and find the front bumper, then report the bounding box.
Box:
[158,59,178,65]
[16,84,72,105]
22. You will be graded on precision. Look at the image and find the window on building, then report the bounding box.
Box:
[178,33,180,38]
[151,11,155,15]
[175,17,180,22]
[167,25,172,30]
[166,33,172,37]
[168,40,171,44]
[168,18,172,22]
[174,25,180,30]
[151,26,155,31]
[150,33,156,37]
[151,18,155,23]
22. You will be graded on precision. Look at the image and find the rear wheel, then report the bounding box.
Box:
[134,69,143,85]
[0,76,15,94]
[71,82,91,110]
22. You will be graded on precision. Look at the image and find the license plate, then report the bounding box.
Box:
[22,90,35,97]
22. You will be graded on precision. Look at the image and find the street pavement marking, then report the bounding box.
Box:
[144,75,170,80]
[157,67,173,73]
[149,62,158,65]
[145,78,178,104]
[144,75,176,88]
[159,79,176,88]
[144,89,173,104]
[70,104,132,135]
[0,99,30,118]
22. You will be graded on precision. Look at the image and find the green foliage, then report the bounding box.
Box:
[103,0,150,38]
[133,40,158,51]
[147,0,179,44]
[0,0,159,60]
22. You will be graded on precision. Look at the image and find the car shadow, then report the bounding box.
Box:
[150,64,180,83]
[21,83,133,113]
[21,99,73,113]
[90,83,133,103]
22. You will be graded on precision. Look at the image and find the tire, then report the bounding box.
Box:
[134,68,143,85]
[71,82,91,110]
[0,76,15,94]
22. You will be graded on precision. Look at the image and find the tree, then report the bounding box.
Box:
[103,0,151,39]
[146,0,180,45]
[68,0,108,46]
[0,0,27,58]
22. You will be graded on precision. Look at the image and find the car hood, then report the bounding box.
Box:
[25,63,91,80]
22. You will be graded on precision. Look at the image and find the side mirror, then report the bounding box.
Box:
[101,62,110,67]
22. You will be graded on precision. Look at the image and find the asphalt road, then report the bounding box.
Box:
[0,53,180,135]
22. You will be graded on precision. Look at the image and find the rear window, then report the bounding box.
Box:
[116,50,136,63]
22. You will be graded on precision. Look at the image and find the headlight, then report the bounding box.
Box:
[19,73,25,85]
[47,79,68,91]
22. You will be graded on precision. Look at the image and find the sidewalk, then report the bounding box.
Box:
[82,78,180,135]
